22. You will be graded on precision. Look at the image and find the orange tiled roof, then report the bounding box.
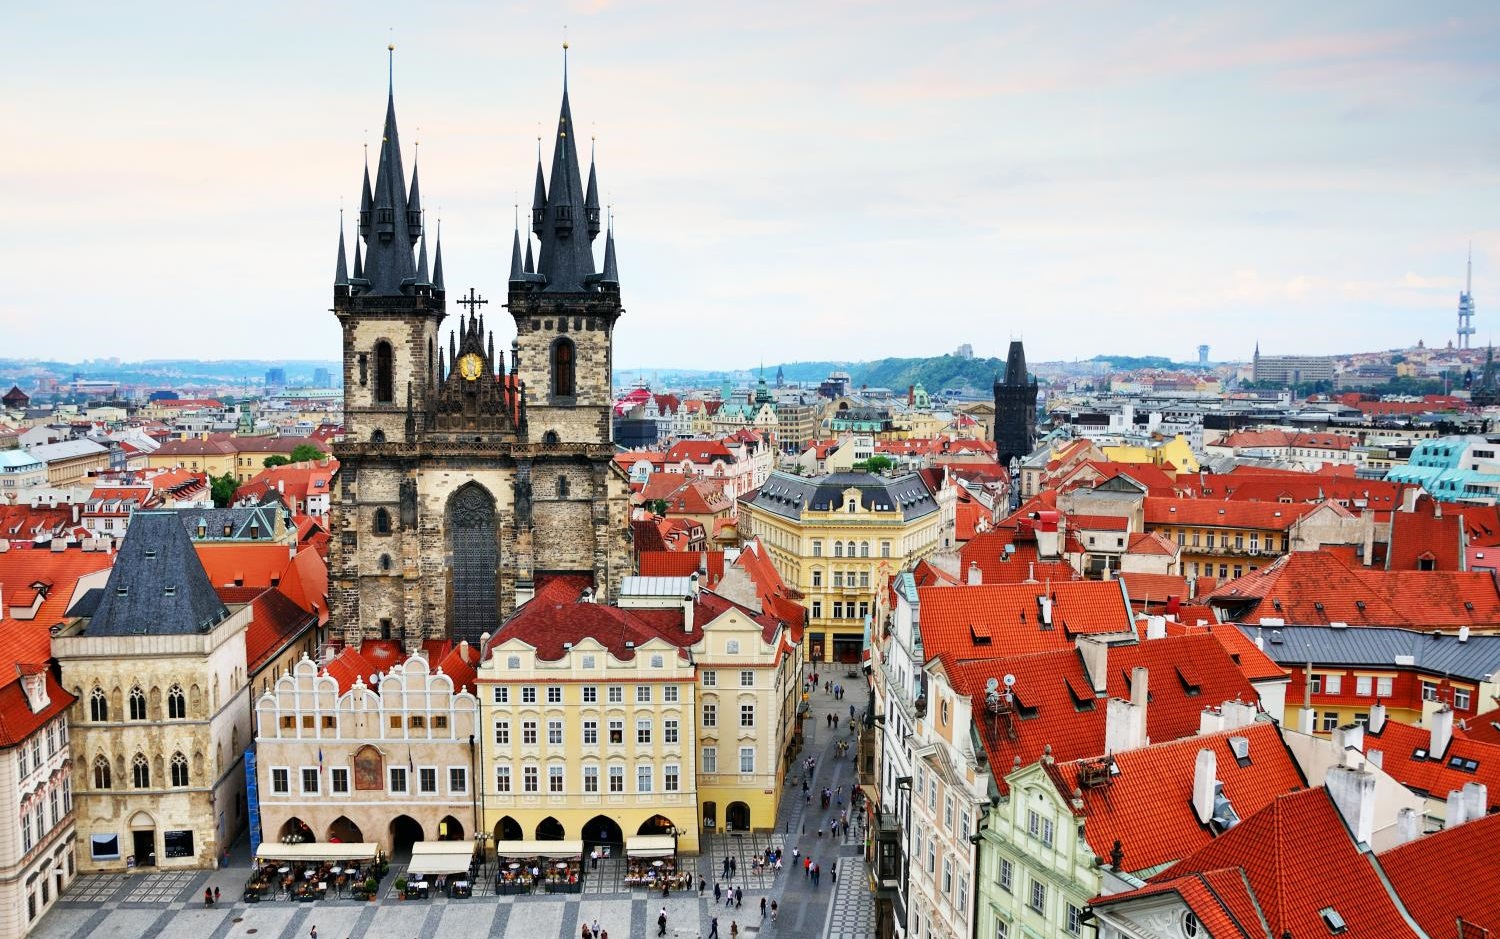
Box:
[1051,721,1305,874]
[1379,812,1500,936]
[1116,572,1190,605]
[0,672,75,748]
[638,550,726,584]
[244,587,316,672]
[918,581,1132,666]
[1132,789,1419,937]
[1387,503,1464,571]
[1144,497,1325,530]
[1360,718,1500,813]
[1069,514,1131,532]
[950,633,1262,794]
[0,550,114,673]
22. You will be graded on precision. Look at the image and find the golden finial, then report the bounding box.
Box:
[388,42,395,51]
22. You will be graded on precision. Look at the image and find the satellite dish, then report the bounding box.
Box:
[985,677,1000,693]
[1003,674,1016,687]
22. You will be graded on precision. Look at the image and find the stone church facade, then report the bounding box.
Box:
[330,59,631,649]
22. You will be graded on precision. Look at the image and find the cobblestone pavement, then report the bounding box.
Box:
[35,671,878,939]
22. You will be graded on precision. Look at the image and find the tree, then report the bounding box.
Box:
[263,443,326,468]
[210,472,239,508]
[853,455,894,474]
[648,499,670,517]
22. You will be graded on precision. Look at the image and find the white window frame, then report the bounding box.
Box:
[702,746,717,774]
[739,746,755,774]
[300,766,319,795]
[271,766,290,794]
[663,685,679,703]
[388,766,408,794]
[418,766,438,794]
[664,764,680,791]
[637,765,653,793]
[740,670,754,687]
[495,765,511,793]
[583,765,599,793]
[448,766,467,795]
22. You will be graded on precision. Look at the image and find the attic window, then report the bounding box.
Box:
[969,623,992,645]
[1319,907,1347,935]
[144,549,157,560]
[1447,755,1480,773]
[116,586,128,597]
[164,586,176,597]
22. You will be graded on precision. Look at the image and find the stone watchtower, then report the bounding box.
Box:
[329,49,630,651]
[992,340,1039,469]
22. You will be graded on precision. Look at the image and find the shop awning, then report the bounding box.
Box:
[254,842,379,863]
[405,841,474,875]
[625,835,675,858]
[493,839,584,859]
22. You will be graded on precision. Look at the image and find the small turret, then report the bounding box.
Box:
[585,146,601,238]
[406,161,423,240]
[431,222,445,295]
[509,225,525,282]
[334,220,350,288]
[600,220,619,285]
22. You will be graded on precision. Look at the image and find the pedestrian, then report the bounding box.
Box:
[658,907,668,937]
[731,856,737,875]
[850,704,855,719]
[771,900,778,920]
[792,846,800,864]
[309,928,317,939]
[698,875,706,895]
[593,919,602,938]
[715,882,722,903]
[760,897,767,918]
[213,886,221,904]
[832,859,838,883]
[204,888,212,907]
[582,926,592,939]
[817,824,823,838]
[730,921,739,939]
[709,917,719,939]
[736,886,743,909]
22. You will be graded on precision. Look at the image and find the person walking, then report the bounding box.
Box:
[709,916,719,939]
[771,900,778,920]
[593,919,601,938]
[736,886,743,909]
[213,887,220,904]
[309,928,317,939]
[760,897,767,918]
[657,907,668,937]
[730,921,739,939]
[698,875,705,895]
[715,881,722,904]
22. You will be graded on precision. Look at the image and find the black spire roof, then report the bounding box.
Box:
[532,57,603,293]
[85,511,230,637]
[334,222,349,286]
[432,223,445,293]
[1002,340,1029,386]
[356,58,420,296]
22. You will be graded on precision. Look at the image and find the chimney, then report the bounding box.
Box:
[1145,616,1166,640]
[1366,747,1383,768]
[1334,722,1364,755]
[1446,789,1469,828]
[1395,807,1420,845]
[1130,666,1149,710]
[1326,765,1376,845]
[1459,625,1471,643]
[1221,700,1257,730]
[1192,748,1217,825]
[968,562,982,586]
[1297,707,1316,735]
[690,571,701,599]
[1368,701,1387,734]
[1105,698,1143,754]
[1430,705,1454,757]
[1463,781,1487,822]
[1077,636,1108,695]
[1199,707,1222,736]
[683,594,695,634]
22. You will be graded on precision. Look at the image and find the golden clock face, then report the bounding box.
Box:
[457,353,484,381]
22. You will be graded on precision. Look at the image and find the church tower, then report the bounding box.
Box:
[507,45,620,447]
[330,49,630,652]
[992,340,1039,469]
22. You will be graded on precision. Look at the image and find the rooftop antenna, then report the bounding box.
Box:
[1469,240,1474,296]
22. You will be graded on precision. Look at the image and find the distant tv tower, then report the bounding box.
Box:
[1458,243,1476,350]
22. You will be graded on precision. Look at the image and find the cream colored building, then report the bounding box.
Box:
[477,573,800,853]
[252,644,481,854]
[0,674,77,937]
[739,470,945,664]
[56,511,253,872]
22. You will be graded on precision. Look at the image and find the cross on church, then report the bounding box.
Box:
[457,288,488,314]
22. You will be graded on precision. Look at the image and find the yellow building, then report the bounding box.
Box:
[148,434,319,482]
[475,574,799,856]
[1100,433,1199,473]
[739,470,946,664]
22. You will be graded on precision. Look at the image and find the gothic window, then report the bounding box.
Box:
[89,687,107,722]
[131,753,150,789]
[556,477,570,499]
[551,338,576,398]
[371,429,386,444]
[542,431,560,445]
[93,755,111,790]
[373,507,392,535]
[447,483,498,646]
[359,353,369,387]
[170,752,189,788]
[128,687,147,721]
[167,685,186,720]
[380,554,392,572]
[374,341,395,404]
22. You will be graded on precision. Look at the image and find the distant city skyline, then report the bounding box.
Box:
[5,2,1497,366]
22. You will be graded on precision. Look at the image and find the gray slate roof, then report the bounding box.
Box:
[746,471,938,522]
[1235,623,1500,682]
[175,505,281,541]
[85,510,229,637]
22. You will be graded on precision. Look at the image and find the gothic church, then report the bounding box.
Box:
[330,53,630,648]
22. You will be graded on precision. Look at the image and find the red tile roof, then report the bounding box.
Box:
[244,587,316,672]
[918,581,1132,666]
[1116,572,1191,606]
[321,640,454,693]
[951,633,1262,794]
[1144,497,1324,531]
[1461,705,1500,746]
[234,460,338,511]
[630,518,669,553]
[1070,514,1131,532]
[1130,789,1419,937]
[1379,812,1500,936]
[734,539,806,639]
[1126,531,1178,556]
[665,440,735,465]
[0,550,114,672]
[1220,429,1359,451]
[1051,722,1305,874]
[1210,550,1500,628]
[1387,502,1464,572]
[638,550,726,583]
[195,543,297,590]
[0,672,74,749]
[1360,717,1500,812]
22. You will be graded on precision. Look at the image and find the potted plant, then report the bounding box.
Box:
[394,877,407,899]
[365,876,378,899]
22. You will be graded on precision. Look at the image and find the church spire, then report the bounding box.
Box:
[533,41,598,292]
[524,235,535,275]
[334,216,349,287]
[431,219,444,294]
[585,139,601,239]
[416,225,431,285]
[509,222,525,282]
[531,141,547,239]
[601,212,619,284]
[362,45,419,295]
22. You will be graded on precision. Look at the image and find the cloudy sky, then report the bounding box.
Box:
[5,1,1498,368]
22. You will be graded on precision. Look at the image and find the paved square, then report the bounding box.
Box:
[36,680,877,939]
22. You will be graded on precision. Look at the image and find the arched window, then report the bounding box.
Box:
[89,687,108,722]
[846,541,857,557]
[167,685,186,720]
[860,541,870,558]
[834,542,844,558]
[371,429,386,444]
[131,753,150,789]
[551,339,576,398]
[373,507,391,535]
[556,476,570,499]
[93,755,111,789]
[374,340,394,403]
[542,431,560,445]
[380,554,392,572]
[128,687,146,721]
[170,752,189,788]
